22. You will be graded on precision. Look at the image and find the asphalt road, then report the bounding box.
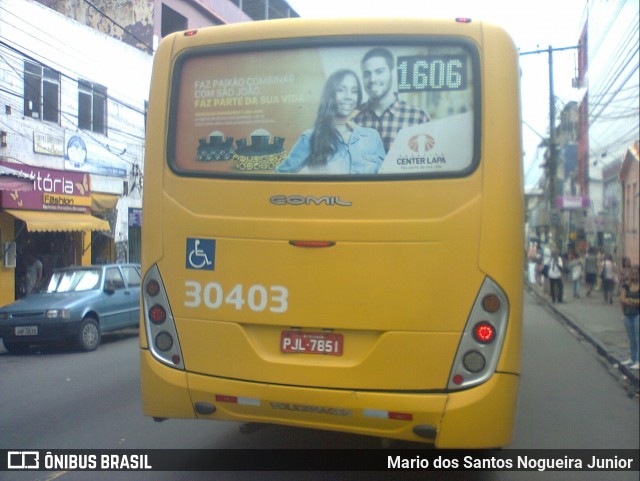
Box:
[1,291,638,481]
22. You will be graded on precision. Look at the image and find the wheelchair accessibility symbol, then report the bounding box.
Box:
[186,238,215,270]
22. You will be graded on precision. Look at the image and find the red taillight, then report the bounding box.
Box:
[184,29,198,37]
[144,265,185,370]
[149,305,167,324]
[448,278,507,390]
[473,322,496,343]
[363,409,414,421]
[215,395,238,403]
[455,18,472,23]
[388,411,413,421]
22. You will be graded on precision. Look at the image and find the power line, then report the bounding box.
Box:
[0,39,146,116]
[0,5,150,110]
[0,54,145,171]
[0,44,146,144]
[586,9,639,124]
[81,0,154,54]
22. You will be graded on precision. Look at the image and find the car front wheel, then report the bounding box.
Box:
[77,317,101,351]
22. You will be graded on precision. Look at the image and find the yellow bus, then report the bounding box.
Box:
[141,17,523,448]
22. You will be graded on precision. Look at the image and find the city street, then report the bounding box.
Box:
[2,2,637,480]
[1,290,638,481]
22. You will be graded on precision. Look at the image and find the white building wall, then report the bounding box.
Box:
[0,0,151,252]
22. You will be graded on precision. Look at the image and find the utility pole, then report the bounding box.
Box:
[521,44,580,249]
[548,46,558,244]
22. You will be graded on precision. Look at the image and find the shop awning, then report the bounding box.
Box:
[91,193,119,214]
[0,165,34,192]
[5,209,111,232]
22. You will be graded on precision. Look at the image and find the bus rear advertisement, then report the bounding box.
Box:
[141,18,523,448]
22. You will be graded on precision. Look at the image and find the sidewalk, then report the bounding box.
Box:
[527,280,639,389]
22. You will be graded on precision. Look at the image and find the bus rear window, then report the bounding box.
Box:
[169,40,479,179]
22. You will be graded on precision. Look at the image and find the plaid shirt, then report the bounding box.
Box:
[354,94,430,152]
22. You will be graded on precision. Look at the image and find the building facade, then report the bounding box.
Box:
[0,0,298,306]
[620,142,639,265]
[527,102,581,251]
[0,0,152,305]
[575,0,639,260]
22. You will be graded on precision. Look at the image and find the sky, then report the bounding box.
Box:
[286,0,587,189]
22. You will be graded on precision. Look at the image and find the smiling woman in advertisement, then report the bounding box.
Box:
[276,69,385,174]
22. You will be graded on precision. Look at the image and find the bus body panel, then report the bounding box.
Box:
[478,25,524,375]
[141,18,523,447]
[140,351,193,418]
[155,177,487,389]
[141,350,518,448]
[178,321,461,389]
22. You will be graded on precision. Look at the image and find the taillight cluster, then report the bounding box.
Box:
[473,321,496,344]
[142,265,184,370]
[448,278,508,390]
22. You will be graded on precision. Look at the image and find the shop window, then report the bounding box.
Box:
[78,80,107,134]
[24,61,60,123]
[128,225,141,264]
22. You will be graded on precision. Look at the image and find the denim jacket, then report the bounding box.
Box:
[276,127,385,174]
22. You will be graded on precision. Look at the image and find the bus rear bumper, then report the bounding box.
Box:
[141,350,518,448]
[437,372,519,448]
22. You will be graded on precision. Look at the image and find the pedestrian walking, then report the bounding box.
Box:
[548,250,564,304]
[24,253,43,296]
[620,265,640,370]
[541,244,552,294]
[528,242,544,286]
[619,256,632,290]
[602,254,617,305]
[584,248,598,297]
[568,252,583,299]
[596,249,605,291]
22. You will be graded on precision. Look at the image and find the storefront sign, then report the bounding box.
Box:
[585,214,617,233]
[43,193,91,210]
[128,208,142,227]
[0,161,91,213]
[33,132,64,156]
[64,131,129,178]
[556,195,589,209]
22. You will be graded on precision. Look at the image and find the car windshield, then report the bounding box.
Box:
[45,269,101,293]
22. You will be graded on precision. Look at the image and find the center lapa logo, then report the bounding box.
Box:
[408,134,436,153]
